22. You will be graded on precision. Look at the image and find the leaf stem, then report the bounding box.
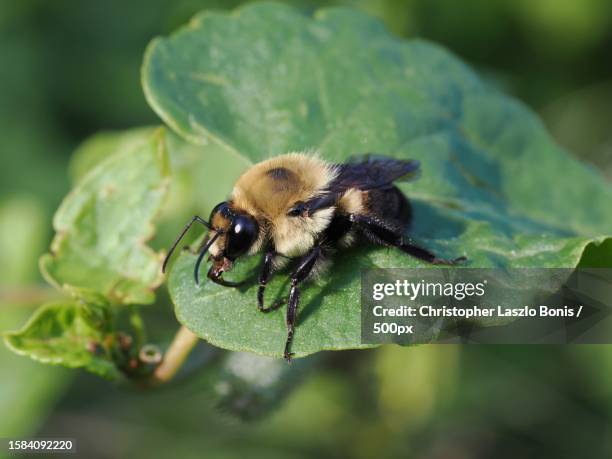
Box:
[151,325,199,384]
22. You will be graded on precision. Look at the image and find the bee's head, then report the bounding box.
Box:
[201,201,259,284]
[208,202,259,260]
[162,202,259,286]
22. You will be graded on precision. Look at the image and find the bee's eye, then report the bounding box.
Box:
[225,215,258,260]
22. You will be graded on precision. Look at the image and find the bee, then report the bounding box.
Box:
[163,153,466,361]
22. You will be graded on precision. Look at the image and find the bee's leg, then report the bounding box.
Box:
[284,245,322,362]
[350,214,466,265]
[288,192,340,217]
[258,249,285,312]
[207,266,245,287]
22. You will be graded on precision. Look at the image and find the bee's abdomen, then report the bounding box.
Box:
[322,187,411,248]
[366,187,412,230]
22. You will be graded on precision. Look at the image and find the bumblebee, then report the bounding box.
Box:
[163,153,465,361]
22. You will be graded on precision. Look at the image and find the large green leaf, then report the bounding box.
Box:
[40,128,170,305]
[143,3,612,358]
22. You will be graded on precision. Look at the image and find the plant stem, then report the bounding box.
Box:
[152,325,199,384]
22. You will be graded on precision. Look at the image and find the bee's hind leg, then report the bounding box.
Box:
[283,245,323,363]
[349,214,466,265]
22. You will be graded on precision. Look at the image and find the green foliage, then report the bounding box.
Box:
[4,2,612,374]
[142,3,612,358]
[68,127,157,184]
[2,0,612,455]
[4,301,120,380]
[4,129,171,379]
[40,129,169,305]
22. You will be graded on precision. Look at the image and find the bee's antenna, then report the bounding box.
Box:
[162,216,212,273]
[194,231,221,286]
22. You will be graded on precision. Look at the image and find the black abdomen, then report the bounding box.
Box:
[322,186,411,247]
[367,186,412,230]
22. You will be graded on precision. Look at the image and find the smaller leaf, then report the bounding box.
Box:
[40,128,170,305]
[4,301,121,380]
[68,126,157,184]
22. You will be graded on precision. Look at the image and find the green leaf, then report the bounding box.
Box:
[69,127,249,245]
[40,128,170,305]
[0,309,70,436]
[68,126,157,184]
[143,4,612,358]
[4,301,121,380]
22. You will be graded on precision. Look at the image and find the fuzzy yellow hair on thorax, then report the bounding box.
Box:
[231,153,337,220]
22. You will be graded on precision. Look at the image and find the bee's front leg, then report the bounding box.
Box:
[258,248,285,312]
[284,245,322,363]
[206,265,245,287]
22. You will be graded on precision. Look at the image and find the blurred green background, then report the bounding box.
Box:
[1,1,612,458]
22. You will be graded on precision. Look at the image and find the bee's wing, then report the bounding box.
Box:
[329,154,420,192]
